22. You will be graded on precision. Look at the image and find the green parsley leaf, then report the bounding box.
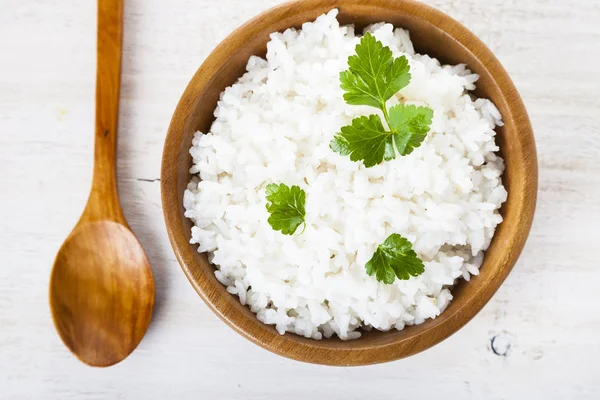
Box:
[329,115,395,168]
[265,183,306,235]
[340,32,411,109]
[329,104,433,166]
[332,32,434,167]
[365,233,425,284]
[389,104,434,156]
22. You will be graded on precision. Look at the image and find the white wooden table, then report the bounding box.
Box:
[1,0,599,398]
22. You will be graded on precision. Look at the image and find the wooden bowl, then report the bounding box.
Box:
[161,0,537,365]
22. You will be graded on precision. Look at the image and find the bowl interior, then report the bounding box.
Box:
[162,0,537,365]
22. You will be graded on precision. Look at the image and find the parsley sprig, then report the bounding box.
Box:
[265,183,306,235]
[366,234,425,284]
[330,32,434,167]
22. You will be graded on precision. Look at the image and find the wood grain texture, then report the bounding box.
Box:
[49,0,155,367]
[162,0,537,366]
[1,0,599,397]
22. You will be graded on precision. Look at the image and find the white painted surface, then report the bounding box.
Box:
[1,0,599,398]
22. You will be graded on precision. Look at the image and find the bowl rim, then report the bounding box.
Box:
[161,0,538,365]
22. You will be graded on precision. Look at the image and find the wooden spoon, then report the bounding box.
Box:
[49,0,154,367]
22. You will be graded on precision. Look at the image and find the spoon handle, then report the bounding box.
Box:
[86,0,124,223]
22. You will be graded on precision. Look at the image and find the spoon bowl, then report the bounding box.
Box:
[50,221,154,367]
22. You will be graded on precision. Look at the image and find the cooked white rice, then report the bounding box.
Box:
[183,9,507,340]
